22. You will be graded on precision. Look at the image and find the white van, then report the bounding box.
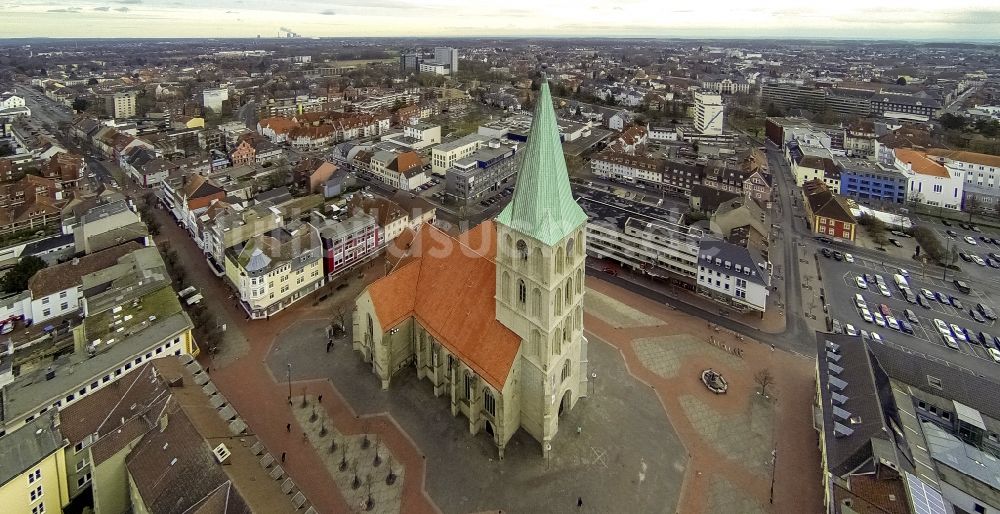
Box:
[893,274,909,291]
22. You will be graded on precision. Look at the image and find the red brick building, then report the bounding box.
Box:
[803,179,857,242]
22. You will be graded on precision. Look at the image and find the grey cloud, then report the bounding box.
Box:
[115,6,129,12]
[93,6,110,11]
[320,9,335,15]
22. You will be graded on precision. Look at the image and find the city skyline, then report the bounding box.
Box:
[2,0,1000,40]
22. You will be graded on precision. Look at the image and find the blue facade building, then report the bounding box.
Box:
[837,157,908,204]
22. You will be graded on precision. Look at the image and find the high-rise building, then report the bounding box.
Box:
[400,53,420,73]
[101,91,138,119]
[694,91,724,136]
[433,47,459,73]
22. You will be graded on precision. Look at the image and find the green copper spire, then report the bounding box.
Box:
[496,81,587,246]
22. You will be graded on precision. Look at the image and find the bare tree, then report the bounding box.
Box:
[754,369,775,396]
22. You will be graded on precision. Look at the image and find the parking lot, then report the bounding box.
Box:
[820,248,1000,375]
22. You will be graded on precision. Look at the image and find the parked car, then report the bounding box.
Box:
[947,229,958,237]
[935,291,949,304]
[854,294,868,310]
[977,303,997,320]
[889,239,903,248]
[865,273,876,285]
[971,309,986,323]
[833,251,843,261]
[954,280,971,294]
[917,295,930,308]
[904,309,919,323]
[878,283,892,297]
[845,253,855,263]
[832,319,843,334]
[973,255,986,266]
[941,333,960,350]
[856,276,868,289]
[965,236,978,245]
[950,296,964,310]
[899,320,914,334]
[942,219,953,226]
[934,318,950,335]
[845,324,858,336]
[873,312,886,327]
[821,248,831,258]
[886,316,900,331]
[870,332,884,344]
[988,348,1000,363]
[978,331,994,347]
[960,222,971,230]
[920,288,935,300]
[951,324,967,342]
[960,252,973,262]
[860,308,874,323]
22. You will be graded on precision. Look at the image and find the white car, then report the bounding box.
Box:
[874,312,886,327]
[934,318,950,335]
[965,236,978,245]
[845,324,858,336]
[870,332,884,344]
[989,348,1000,363]
[856,276,868,289]
[921,288,935,300]
[845,253,855,263]
[875,275,887,287]
[886,316,900,331]
[951,324,967,342]
[942,333,959,349]
[860,308,874,323]
[897,268,909,278]
[854,294,867,310]
[973,255,986,266]
[878,283,892,297]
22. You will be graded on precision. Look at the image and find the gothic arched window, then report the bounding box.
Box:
[516,239,528,262]
[501,272,511,302]
[517,280,527,306]
[561,359,572,382]
[531,288,541,317]
[484,388,496,416]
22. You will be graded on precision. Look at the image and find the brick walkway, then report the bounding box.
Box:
[149,205,437,514]
[584,279,823,514]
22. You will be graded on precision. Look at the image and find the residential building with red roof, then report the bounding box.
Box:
[802,179,858,242]
[352,82,588,459]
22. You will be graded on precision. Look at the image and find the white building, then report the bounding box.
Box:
[0,94,26,111]
[694,91,724,136]
[696,239,770,313]
[419,63,449,75]
[431,133,489,174]
[895,148,964,210]
[201,87,229,113]
[928,148,1000,210]
[700,79,752,95]
[648,126,678,142]
[433,47,459,73]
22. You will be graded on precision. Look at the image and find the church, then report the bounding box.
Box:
[351,81,589,458]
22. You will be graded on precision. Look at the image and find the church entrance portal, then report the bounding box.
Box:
[559,390,572,416]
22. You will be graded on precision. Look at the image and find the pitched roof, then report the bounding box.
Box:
[803,180,857,224]
[893,148,950,178]
[58,360,170,445]
[183,175,225,199]
[496,81,587,246]
[27,241,142,298]
[927,148,1000,169]
[365,222,520,389]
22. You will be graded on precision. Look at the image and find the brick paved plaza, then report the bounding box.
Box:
[158,199,822,514]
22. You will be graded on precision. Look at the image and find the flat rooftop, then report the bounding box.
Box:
[1,311,192,427]
[0,415,63,488]
[576,188,687,232]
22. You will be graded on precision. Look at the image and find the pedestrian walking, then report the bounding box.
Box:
[318,395,323,404]
[577,497,583,508]
[326,341,332,353]
[302,432,308,443]
[281,452,286,463]
[286,423,291,433]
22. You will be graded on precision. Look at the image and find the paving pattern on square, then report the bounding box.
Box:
[584,289,665,328]
[706,476,768,514]
[294,396,404,514]
[632,334,746,379]
[678,393,775,473]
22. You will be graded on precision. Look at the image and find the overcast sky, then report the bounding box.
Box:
[2,0,999,40]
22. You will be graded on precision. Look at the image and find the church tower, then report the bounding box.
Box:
[494,81,588,456]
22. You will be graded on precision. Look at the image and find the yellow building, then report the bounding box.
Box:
[0,417,70,514]
[224,225,324,319]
